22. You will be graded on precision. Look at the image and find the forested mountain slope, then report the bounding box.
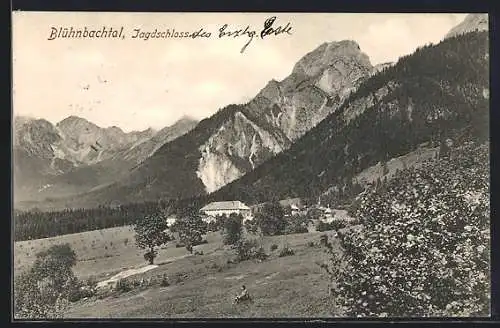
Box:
[211,31,489,205]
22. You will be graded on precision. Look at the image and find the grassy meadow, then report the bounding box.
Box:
[14,226,340,318]
[14,225,219,281]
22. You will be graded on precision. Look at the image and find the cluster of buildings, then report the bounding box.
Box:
[164,198,348,228]
[197,199,340,224]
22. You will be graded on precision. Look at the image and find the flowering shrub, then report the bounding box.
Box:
[14,244,78,319]
[328,142,490,317]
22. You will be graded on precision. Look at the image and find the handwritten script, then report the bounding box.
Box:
[218,16,293,53]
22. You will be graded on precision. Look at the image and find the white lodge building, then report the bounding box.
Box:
[200,201,252,222]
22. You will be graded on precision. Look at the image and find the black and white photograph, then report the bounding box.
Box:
[12,12,490,319]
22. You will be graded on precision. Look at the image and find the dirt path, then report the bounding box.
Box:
[97,265,158,289]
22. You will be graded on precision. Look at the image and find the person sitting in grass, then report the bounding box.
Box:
[234,285,251,303]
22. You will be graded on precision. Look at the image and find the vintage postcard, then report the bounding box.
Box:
[12,12,489,319]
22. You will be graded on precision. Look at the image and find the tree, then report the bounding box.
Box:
[211,214,227,232]
[254,201,286,236]
[14,244,77,319]
[223,213,243,245]
[170,209,207,254]
[134,212,172,264]
[284,213,310,234]
[244,218,260,235]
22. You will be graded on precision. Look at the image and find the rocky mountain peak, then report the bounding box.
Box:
[57,115,92,126]
[245,39,374,142]
[105,125,126,136]
[56,115,101,137]
[13,117,61,159]
[175,115,198,125]
[445,14,488,39]
[291,40,372,78]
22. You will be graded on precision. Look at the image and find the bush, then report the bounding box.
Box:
[316,221,333,232]
[174,274,184,284]
[233,239,268,262]
[244,219,260,234]
[65,276,84,303]
[308,241,316,247]
[234,239,258,262]
[331,220,347,230]
[284,224,309,235]
[270,244,278,251]
[254,247,269,261]
[316,220,345,232]
[279,245,295,257]
[66,277,98,303]
[319,234,329,246]
[160,274,170,287]
[115,279,133,293]
[328,143,490,317]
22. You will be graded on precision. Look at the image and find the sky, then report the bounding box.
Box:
[12,12,468,132]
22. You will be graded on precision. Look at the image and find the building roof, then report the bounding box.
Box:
[200,201,250,211]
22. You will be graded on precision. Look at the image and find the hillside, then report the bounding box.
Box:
[445,14,488,39]
[210,31,489,205]
[37,40,374,209]
[15,229,337,318]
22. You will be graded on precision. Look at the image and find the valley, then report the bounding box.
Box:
[12,13,490,319]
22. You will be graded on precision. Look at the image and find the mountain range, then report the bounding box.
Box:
[13,115,197,203]
[17,39,375,209]
[13,14,489,211]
